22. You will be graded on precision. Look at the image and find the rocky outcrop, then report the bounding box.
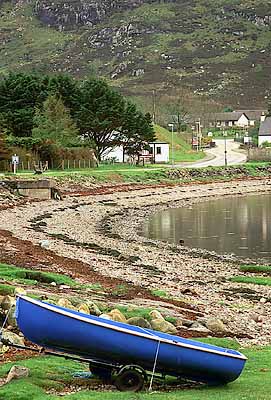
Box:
[127,317,151,329]
[1,330,25,347]
[5,365,29,384]
[108,308,127,323]
[34,0,174,30]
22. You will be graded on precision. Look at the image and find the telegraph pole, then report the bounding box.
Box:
[152,89,156,124]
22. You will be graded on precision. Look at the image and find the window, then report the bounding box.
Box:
[156,147,161,155]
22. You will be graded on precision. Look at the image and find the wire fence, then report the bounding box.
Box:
[0,159,97,172]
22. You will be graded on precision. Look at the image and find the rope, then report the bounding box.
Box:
[148,339,161,392]
[0,305,13,337]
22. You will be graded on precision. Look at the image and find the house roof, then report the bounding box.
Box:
[149,141,169,145]
[234,110,267,121]
[259,117,271,136]
[209,112,244,122]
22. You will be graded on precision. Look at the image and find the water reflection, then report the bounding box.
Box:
[141,194,271,261]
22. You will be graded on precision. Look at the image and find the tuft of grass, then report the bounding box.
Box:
[240,265,271,275]
[110,284,129,296]
[0,263,78,287]
[0,283,15,295]
[230,276,271,287]
[151,289,169,298]
[115,305,153,321]
[165,316,177,325]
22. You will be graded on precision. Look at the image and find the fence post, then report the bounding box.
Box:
[61,160,64,170]
[79,160,81,169]
[74,160,76,169]
[67,160,70,169]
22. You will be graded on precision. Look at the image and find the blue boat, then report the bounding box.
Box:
[15,296,247,390]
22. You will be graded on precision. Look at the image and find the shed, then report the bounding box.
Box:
[102,142,169,164]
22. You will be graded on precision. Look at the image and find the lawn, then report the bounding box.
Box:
[0,340,270,400]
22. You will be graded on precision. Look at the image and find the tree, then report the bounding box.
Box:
[77,78,156,160]
[120,104,155,158]
[0,72,47,136]
[32,95,79,147]
[167,97,188,134]
[47,74,80,116]
[223,107,233,112]
[0,132,11,171]
[76,78,126,160]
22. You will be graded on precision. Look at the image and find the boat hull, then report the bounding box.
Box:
[16,296,246,385]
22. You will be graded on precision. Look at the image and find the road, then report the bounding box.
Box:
[180,139,247,168]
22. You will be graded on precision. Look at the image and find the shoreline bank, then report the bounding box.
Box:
[0,178,271,345]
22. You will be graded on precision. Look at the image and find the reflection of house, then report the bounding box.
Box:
[258,116,271,146]
[102,142,169,163]
[208,110,266,128]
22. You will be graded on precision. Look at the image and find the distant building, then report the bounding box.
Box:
[102,142,169,163]
[208,110,266,128]
[208,112,249,128]
[234,110,267,126]
[258,115,271,146]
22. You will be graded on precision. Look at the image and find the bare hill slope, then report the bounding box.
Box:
[1,0,271,107]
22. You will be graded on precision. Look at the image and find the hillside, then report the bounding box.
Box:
[1,0,271,108]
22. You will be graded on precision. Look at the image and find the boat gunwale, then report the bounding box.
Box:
[17,295,247,361]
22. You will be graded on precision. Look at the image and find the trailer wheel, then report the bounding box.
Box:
[114,369,145,392]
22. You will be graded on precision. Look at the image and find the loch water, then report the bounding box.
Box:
[141,194,271,262]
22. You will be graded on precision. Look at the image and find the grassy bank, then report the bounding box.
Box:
[0,339,270,400]
[4,162,271,185]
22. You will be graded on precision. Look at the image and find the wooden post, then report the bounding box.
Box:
[27,161,30,170]
[61,160,64,170]
[79,160,81,169]
[67,159,70,169]
[74,160,76,169]
[83,159,86,169]
[88,159,90,168]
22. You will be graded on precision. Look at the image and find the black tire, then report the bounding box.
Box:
[114,369,145,392]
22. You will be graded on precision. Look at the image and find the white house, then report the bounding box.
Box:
[209,112,249,128]
[145,142,169,163]
[258,115,271,146]
[102,142,169,163]
[208,110,266,129]
[234,110,267,126]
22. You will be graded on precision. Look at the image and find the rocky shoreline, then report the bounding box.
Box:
[0,178,271,347]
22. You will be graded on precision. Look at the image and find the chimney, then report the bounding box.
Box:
[261,113,266,122]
